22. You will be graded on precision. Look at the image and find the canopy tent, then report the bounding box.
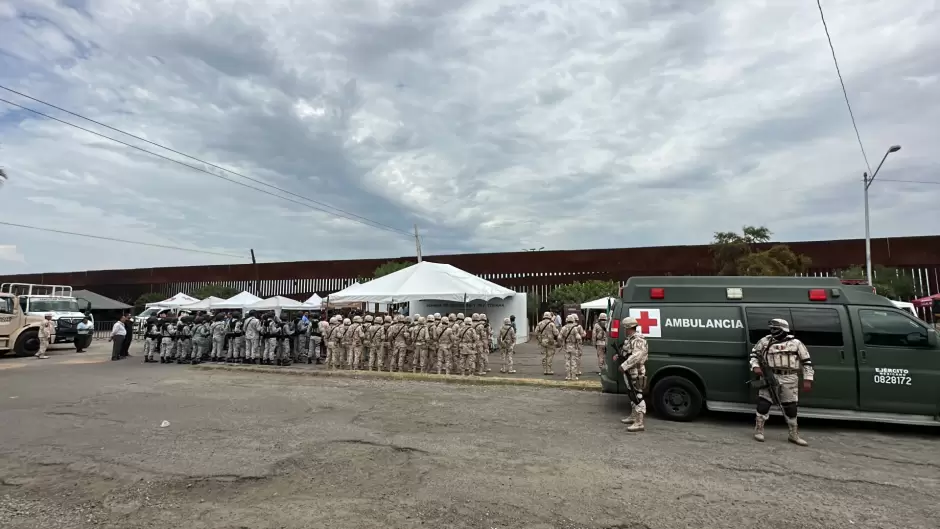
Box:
[890,300,917,316]
[211,291,263,309]
[327,262,515,303]
[912,293,940,308]
[303,293,323,309]
[580,296,616,310]
[246,295,310,311]
[179,296,225,311]
[146,292,199,309]
[73,289,132,311]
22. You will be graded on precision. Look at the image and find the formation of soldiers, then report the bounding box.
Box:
[532,311,609,381]
[321,312,517,376]
[140,310,320,365]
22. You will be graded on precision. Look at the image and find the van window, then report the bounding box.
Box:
[0,297,13,314]
[745,308,790,344]
[859,309,930,348]
[790,308,844,347]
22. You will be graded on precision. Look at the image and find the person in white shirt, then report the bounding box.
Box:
[109,315,127,361]
[37,313,55,359]
[76,317,93,353]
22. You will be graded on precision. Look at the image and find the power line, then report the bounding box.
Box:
[815,0,873,176]
[0,221,244,258]
[879,179,940,185]
[0,88,415,238]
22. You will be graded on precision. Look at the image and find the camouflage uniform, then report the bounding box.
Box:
[426,315,439,372]
[617,317,649,432]
[192,318,211,363]
[348,316,366,369]
[437,319,455,374]
[263,317,279,364]
[324,316,341,369]
[573,315,586,376]
[178,318,193,363]
[498,317,517,373]
[592,314,609,374]
[414,316,430,373]
[559,315,584,381]
[457,317,478,375]
[295,317,310,362]
[279,319,293,365]
[750,318,814,446]
[244,313,262,363]
[160,320,177,362]
[210,318,226,361]
[535,312,560,375]
[361,315,373,369]
[479,314,492,374]
[367,317,386,371]
[337,318,353,368]
[143,318,160,362]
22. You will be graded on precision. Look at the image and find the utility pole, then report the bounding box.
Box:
[414,224,422,262]
[250,249,260,294]
[863,145,901,286]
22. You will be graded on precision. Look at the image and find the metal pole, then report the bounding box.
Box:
[863,173,873,286]
[414,224,422,263]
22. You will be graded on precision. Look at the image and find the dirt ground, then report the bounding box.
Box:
[1,347,939,529]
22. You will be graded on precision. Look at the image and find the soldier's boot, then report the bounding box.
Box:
[626,413,645,432]
[786,418,808,446]
[753,415,766,442]
[620,410,637,425]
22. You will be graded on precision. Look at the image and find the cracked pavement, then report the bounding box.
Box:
[1,354,938,528]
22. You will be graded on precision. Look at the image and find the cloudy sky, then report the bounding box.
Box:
[1,0,938,275]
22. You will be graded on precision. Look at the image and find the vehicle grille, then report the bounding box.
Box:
[56,318,82,331]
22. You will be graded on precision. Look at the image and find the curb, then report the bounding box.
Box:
[192,364,603,392]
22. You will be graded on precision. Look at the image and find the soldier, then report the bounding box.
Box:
[362,315,373,369]
[177,316,193,364]
[472,314,488,376]
[559,315,583,381]
[296,313,310,362]
[535,312,560,375]
[414,316,430,373]
[192,316,210,364]
[426,314,438,372]
[592,313,609,374]
[381,315,394,371]
[262,314,279,365]
[388,315,408,372]
[231,315,246,363]
[349,315,366,369]
[613,317,648,433]
[278,316,293,366]
[336,317,352,369]
[457,317,478,375]
[498,317,517,374]
[244,311,262,364]
[572,314,586,377]
[480,313,492,373]
[210,315,226,362]
[367,315,386,371]
[37,313,54,359]
[143,316,159,363]
[750,318,814,446]
[437,318,455,374]
[160,317,177,364]
[324,316,340,369]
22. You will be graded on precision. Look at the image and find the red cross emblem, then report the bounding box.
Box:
[635,311,658,334]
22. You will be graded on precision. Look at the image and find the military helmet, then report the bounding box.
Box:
[503,317,511,324]
[364,315,373,323]
[413,313,421,319]
[353,315,362,323]
[418,316,426,324]
[622,317,638,329]
[433,312,441,319]
[427,315,436,322]
[449,313,457,321]
[343,318,351,325]
[542,311,552,319]
[405,316,413,324]
[598,313,608,320]
[456,313,465,320]
[384,315,393,323]
[481,314,488,321]
[464,317,472,324]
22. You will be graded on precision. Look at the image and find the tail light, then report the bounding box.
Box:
[809,289,827,301]
[650,288,665,299]
[609,319,619,339]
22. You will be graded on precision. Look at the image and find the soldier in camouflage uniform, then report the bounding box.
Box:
[243,311,262,364]
[389,316,409,372]
[592,313,609,374]
[457,317,478,376]
[750,318,814,446]
[559,314,585,381]
[572,314,586,376]
[367,315,386,371]
[231,316,246,363]
[262,314,279,365]
[177,316,193,364]
[159,318,177,363]
[348,315,366,369]
[535,312,560,375]
[143,316,159,363]
[210,315,226,362]
[613,317,649,432]
[324,316,340,369]
[479,314,492,374]
[192,316,211,364]
[498,317,517,373]
[437,318,455,374]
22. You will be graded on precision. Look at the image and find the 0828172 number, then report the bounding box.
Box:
[874,375,912,385]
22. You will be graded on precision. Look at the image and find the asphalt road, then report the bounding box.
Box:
[1,348,938,529]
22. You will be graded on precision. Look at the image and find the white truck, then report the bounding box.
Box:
[0,283,91,349]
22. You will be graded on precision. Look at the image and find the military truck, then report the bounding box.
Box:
[0,283,90,348]
[603,276,940,427]
[0,292,46,356]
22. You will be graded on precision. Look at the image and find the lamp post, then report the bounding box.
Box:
[864,144,901,286]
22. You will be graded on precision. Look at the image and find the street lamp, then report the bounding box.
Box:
[864,144,901,286]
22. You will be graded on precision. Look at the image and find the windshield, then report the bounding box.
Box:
[136,308,158,318]
[29,298,81,313]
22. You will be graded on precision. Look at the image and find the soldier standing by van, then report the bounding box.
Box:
[613,317,648,433]
[750,318,814,446]
[535,312,559,375]
[592,313,608,374]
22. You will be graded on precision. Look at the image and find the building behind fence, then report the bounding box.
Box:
[3,235,939,307]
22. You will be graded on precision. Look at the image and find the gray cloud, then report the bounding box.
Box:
[0,0,938,275]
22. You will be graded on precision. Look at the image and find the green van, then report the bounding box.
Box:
[602,276,940,426]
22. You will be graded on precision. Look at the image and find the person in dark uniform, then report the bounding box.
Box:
[120,312,134,358]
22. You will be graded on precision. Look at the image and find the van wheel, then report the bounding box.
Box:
[13,329,40,357]
[651,376,703,422]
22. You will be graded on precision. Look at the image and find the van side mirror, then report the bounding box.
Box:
[928,329,938,348]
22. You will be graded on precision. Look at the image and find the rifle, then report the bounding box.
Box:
[748,343,784,410]
[622,370,641,406]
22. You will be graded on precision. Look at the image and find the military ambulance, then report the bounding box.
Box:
[602,276,940,426]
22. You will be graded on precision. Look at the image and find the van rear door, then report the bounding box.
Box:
[851,307,940,416]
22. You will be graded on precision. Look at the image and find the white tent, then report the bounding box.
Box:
[327,261,515,303]
[246,295,310,311]
[146,292,200,308]
[303,293,323,309]
[179,296,225,311]
[581,296,617,310]
[211,291,263,310]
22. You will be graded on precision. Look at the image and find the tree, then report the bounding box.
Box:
[190,285,239,300]
[134,292,166,312]
[547,280,618,309]
[373,261,413,278]
[711,226,811,276]
[838,265,916,300]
